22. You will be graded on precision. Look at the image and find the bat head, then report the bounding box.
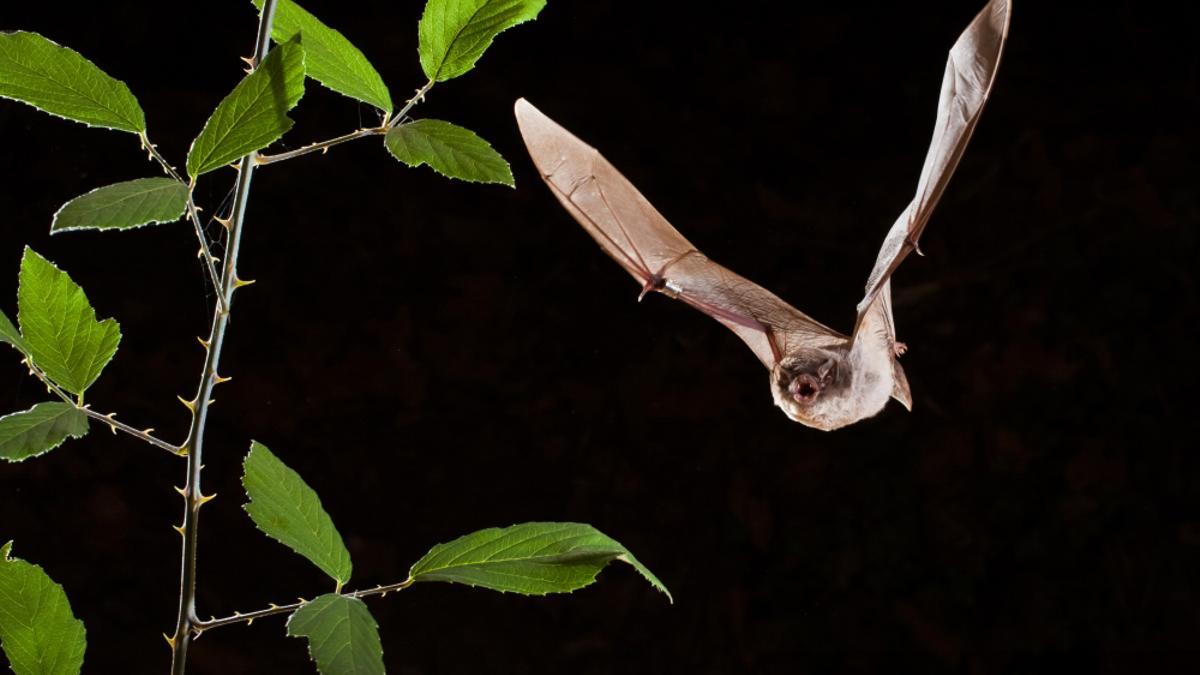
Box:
[769,346,894,431]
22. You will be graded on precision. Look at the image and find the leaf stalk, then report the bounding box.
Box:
[193,577,416,634]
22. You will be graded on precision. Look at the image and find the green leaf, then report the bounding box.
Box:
[0,31,144,133]
[17,248,121,397]
[409,522,672,602]
[385,119,513,186]
[242,441,352,586]
[50,178,188,233]
[0,542,87,675]
[187,37,306,178]
[418,0,546,82]
[252,0,391,114]
[287,594,384,675]
[0,309,27,354]
[0,403,88,463]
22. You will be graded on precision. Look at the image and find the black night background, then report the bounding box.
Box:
[1,1,1196,673]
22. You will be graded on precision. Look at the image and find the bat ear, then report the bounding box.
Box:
[891,361,913,412]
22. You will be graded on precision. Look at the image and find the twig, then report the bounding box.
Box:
[168,2,278,672]
[138,133,225,308]
[253,79,435,166]
[193,578,416,634]
[22,358,181,456]
[255,127,386,166]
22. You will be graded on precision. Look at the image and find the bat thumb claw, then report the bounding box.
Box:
[639,275,666,302]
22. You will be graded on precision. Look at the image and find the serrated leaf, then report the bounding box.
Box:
[287,594,383,675]
[385,119,513,186]
[242,441,352,585]
[409,522,672,602]
[252,0,391,114]
[17,248,121,397]
[418,0,546,82]
[187,37,306,178]
[0,31,144,133]
[0,542,87,675]
[50,178,187,233]
[0,402,88,463]
[0,309,27,354]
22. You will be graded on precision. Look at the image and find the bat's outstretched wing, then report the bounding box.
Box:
[515,98,842,368]
[853,0,1012,339]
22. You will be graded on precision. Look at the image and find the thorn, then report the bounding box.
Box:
[233,277,257,288]
[297,597,307,603]
[228,161,242,171]
[104,412,118,434]
[197,337,211,350]
[240,55,257,72]
[177,395,196,413]
[142,427,155,435]
[247,617,254,625]
[321,146,330,155]
[268,603,279,610]
[197,492,217,506]
[173,523,186,536]
[174,485,187,497]
[213,374,232,385]
[191,204,204,214]
[163,633,176,649]
[176,446,190,457]
[207,398,217,407]
[214,216,233,230]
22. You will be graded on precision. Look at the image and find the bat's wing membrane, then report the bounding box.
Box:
[516,99,841,368]
[853,0,1012,339]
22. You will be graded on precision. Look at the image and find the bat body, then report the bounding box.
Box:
[515,0,1011,430]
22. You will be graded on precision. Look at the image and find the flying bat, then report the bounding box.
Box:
[515,0,1011,430]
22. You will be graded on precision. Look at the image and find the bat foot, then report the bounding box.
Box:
[906,234,925,256]
[892,341,908,357]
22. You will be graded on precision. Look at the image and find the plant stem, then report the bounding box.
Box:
[386,80,434,129]
[255,127,386,166]
[23,358,181,455]
[253,79,434,166]
[168,2,278,672]
[193,578,417,633]
[139,133,224,308]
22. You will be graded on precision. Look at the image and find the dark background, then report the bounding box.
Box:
[1,1,1196,673]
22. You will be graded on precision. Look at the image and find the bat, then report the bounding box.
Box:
[514,0,1011,430]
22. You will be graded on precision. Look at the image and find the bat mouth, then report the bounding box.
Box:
[789,373,821,404]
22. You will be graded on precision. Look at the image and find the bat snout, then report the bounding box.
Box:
[789,373,822,404]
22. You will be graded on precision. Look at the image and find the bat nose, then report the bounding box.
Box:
[789,373,820,403]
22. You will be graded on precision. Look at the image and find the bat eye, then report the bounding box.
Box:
[789,373,821,404]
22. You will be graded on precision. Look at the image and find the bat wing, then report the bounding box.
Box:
[515,98,843,368]
[853,0,1012,339]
